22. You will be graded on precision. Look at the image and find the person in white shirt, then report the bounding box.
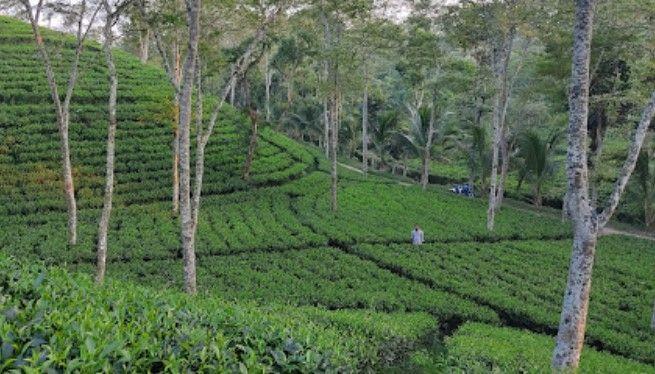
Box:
[411,225,424,245]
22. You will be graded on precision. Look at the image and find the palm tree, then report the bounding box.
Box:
[453,123,491,195]
[397,106,454,189]
[516,130,562,207]
[370,110,399,170]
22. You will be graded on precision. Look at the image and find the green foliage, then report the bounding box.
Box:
[515,130,562,205]
[75,247,497,324]
[0,255,440,371]
[353,237,655,364]
[445,323,655,373]
[0,16,317,217]
[290,174,570,245]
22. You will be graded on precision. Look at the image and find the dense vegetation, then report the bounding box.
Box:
[0,13,653,372]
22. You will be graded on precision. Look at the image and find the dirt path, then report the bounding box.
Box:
[504,200,655,242]
[599,226,655,241]
[338,162,412,186]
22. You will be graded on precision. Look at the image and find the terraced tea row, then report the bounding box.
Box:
[0,255,439,371]
[288,172,571,244]
[0,18,317,217]
[351,237,655,364]
[69,247,499,325]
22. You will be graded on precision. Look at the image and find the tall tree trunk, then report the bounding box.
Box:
[139,27,149,63]
[497,134,510,208]
[242,109,259,180]
[651,300,655,331]
[96,3,119,284]
[330,93,339,212]
[265,53,272,122]
[178,0,201,295]
[362,80,368,175]
[421,150,430,189]
[22,0,100,245]
[172,38,181,213]
[421,107,435,190]
[552,0,597,368]
[487,26,515,231]
[323,98,330,158]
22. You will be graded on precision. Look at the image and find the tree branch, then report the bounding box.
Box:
[597,90,655,229]
[137,0,179,94]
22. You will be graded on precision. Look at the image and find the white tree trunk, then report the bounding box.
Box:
[362,82,368,175]
[171,39,182,214]
[324,99,330,158]
[139,27,149,63]
[487,26,515,231]
[178,0,201,295]
[265,53,272,122]
[96,2,119,284]
[421,108,434,190]
[242,110,259,180]
[330,93,339,212]
[497,134,510,208]
[597,90,655,228]
[552,0,597,369]
[22,0,100,245]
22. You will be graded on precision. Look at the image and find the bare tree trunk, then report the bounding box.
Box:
[497,134,510,208]
[139,27,150,63]
[172,39,181,213]
[323,60,330,158]
[229,82,236,105]
[651,299,655,331]
[191,61,204,232]
[323,98,330,158]
[362,71,368,175]
[22,0,100,245]
[421,108,435,190]
[178,0,201,295]
[562,190,571,221]
[597,90,655,228]
[187,6,279,256]
[242,109,259,180]
[330,93,339,212]
[96,1,120,284]
[552,0,597,368]
[487,26,515,231]
[265,53,272,122]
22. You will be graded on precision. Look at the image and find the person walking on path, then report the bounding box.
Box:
[411,225,424,245]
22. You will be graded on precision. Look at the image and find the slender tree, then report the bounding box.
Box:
[137,0,183,213]
[177,0,201,294]
[20,0,101,245]
[242,108,260,180]
[552,0,655,368]
[486,22,516,231]
[96,0,131,284]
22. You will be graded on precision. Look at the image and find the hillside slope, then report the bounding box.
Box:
[0,16,316,217]
[0,16,653,371]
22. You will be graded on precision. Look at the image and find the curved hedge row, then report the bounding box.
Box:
[0,16,316,217]
[0,255,440,372]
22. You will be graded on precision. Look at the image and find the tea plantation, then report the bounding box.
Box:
[0,16,654,372]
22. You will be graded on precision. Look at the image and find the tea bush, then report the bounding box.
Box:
[0,255,440,371]
[0,16,316,217]
[353,236,655,364]
[445,323,655,373]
